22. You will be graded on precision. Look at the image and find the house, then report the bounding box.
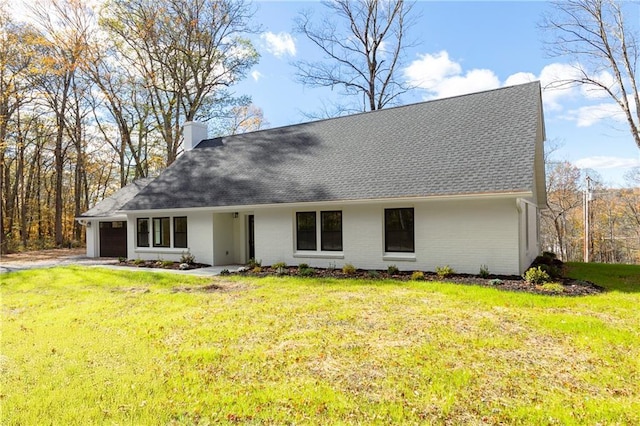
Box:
[77,178,154,258]
[79,82,546,275]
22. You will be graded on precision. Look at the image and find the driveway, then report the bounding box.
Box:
[0,248,241,276]
[0,248,119,273]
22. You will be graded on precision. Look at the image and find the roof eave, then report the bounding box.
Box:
[119,190,534,215]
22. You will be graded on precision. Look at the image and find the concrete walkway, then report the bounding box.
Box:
[0,254,243,276]
[88,263,246,277]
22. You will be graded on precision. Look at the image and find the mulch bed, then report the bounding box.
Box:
[119,259,211,270]
[238,267,605,296]
[117,259,604,296]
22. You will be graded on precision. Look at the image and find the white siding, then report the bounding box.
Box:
[254,198,522,275]
[254,208,292,265]
[519,200,540,273]
[188,211,214,265]
[128,212,214,264]
[85,220,98,258]
[417,199,520,275]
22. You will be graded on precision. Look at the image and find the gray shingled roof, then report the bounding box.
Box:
[123,82,544,211]
[80,178,154,217]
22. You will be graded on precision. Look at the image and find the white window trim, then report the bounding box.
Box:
[293,251,344,259]
[383,253,416,262]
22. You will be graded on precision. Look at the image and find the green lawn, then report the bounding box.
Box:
[1,263,639,425]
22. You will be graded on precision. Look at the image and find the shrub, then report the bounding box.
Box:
[533,255,553,265]
[542,251,557,259]
[435,265,455,279]
[299,267,315,277]
[539,263,562,279]
[248,258,262,268]
[180,251,196,265]
[523,266,551,284]
[298,263,309,269]
[219,269,230,276]
[489,278,503,285]
[367,270,380,279]
[479,264,490,278]
[133,258,144,266]
[118,257,127,263]
[342,263,356,275]
[411,271,424,281]
[161,260,174,268]
[272,262,287,269]
[252,266,262,273]
[538,282,564,294]
[387,264,400,275]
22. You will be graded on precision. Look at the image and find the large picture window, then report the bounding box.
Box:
[385,208,414,253]
[296,212,317,250]
[137,218,149,247]
[174,217,187,248]
[321,211,342,251]
[153,217,170,247]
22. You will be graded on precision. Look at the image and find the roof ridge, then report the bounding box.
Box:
[205,81,541,142]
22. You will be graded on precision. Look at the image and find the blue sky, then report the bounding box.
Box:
[235,1,640,187]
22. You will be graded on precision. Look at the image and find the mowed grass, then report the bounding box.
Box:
[1,264,639,425]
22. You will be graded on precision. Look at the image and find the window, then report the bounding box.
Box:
[174,217,187,248]
[153,217,170,247]
[296,212,317,250]
[385,208,414,253]
[321,211,342,251]
[137,218,149,247]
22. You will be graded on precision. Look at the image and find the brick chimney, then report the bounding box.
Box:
[183,121,208,151]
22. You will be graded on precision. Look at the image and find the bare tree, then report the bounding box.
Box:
[0,7,37,253]
[101,0,259,166]
[543,0,640,150]
[541,161,584,260]
[28,0,93,247]
[624,167,640,186]
[294,0,415,113]
[83,36,152,187]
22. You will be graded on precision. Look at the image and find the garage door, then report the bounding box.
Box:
[99,221,127,258]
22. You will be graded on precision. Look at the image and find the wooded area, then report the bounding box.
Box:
[541,161,640,264]
[0,0,262,254]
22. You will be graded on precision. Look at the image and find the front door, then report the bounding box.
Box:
[248,215,255,260]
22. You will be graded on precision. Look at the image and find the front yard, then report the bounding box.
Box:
[1,263,639,424]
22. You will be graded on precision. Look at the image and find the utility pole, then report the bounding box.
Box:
[583,176,592,262]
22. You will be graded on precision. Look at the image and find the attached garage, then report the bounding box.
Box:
[76,178,154,259]
[99,221,127,258]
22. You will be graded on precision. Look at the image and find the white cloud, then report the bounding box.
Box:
[567,102,627,127]
[431,69,500,99]
[405,52,581,106]
[579,70,617,100]
[251,70,263,82]
[404,51,629,127]
[536,63,583,111]
[404,51,499,99]
[260,32,296,58]
[504,72,537,87]
[575,156,640,169]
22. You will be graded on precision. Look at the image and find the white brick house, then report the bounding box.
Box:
[79,82,546,275]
